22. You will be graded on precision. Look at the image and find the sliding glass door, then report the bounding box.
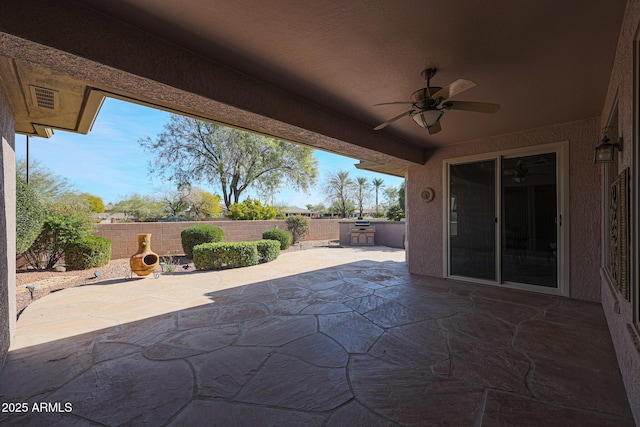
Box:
[449,160,497,281]
[446,145,565,293]
[501,153,558,287]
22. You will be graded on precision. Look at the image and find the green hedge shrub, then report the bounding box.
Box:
[65,236,112,270]
[262,228,291,250]
[255,239,280,263]
[16,175,45,254]
[286,216,310,244]
[181,224,225,258]
[193,242,259,270]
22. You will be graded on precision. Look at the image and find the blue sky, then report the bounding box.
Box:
[15,97,404,207]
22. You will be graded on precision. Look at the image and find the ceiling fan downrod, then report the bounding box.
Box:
[421,68,437,99]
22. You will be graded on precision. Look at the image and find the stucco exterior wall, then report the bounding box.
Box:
[599,0,640,422]
[406,117,601,302]
[96,219,340,260]
[338,220,406,248]
[0,83,16,369]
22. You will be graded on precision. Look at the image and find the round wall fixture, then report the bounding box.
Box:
[421,187,435,203]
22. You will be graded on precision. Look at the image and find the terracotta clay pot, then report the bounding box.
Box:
[130,234,159,276]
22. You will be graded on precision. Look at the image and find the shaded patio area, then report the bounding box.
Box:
[0,247,633,426]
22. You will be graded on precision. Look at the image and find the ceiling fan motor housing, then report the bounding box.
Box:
[411,88,442,107]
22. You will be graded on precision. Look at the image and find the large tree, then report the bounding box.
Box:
[16,158,75,201]
[159,185,222,219]
[306,203,328,215]
[141,115,318,208]
[189,188,222,219]
[160,186,192,217]
[324,170,356,218]
[383,186,400,210]
[58,192,105,213]
[372,178,385,216]
[16,159,106,213]
[111,194,165,221]
[355,176,371,218]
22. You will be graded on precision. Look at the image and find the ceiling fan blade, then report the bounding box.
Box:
[427,121,442,135]
[374,101,415,106]
[374,110,413,130]
[443,101,501,113]
[431,79,476,100]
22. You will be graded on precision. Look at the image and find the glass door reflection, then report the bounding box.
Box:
[501,153,558,288]
[449,160,496,281]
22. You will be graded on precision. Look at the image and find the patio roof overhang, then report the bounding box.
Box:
[0,58,104,138]
[0,0,626,173]
[0,35,421,171]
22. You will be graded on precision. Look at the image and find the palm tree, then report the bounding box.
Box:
[372,178,385,217]
[355,176,371,218]
[325,170,356,218]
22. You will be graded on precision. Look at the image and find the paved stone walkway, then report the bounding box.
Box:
[0,247,633,426]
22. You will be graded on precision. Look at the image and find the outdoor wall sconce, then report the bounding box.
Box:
[594,127,623,164]
[420,187,435,202]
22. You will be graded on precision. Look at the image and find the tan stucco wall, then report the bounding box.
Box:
[599,0,640,422]
[0,83,16,368]
[406,117,601,302]
[338,220,406,248]
[96,219,340,260]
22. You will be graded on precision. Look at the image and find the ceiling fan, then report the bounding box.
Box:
[373,68,500,134]
[503,159,547,183]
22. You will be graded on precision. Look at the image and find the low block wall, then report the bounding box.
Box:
[95,219,340,260]
[339,220,406,248]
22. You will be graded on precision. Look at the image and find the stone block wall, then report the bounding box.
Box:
[95,219,341,260]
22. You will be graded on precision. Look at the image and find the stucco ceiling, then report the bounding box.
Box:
[76,0,625,149]
[0,0,627,172]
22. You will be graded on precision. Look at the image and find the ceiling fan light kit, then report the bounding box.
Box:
[374,68,500,134]
[412,109,444,129]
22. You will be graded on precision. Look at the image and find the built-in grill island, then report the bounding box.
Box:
[350,220,375,246]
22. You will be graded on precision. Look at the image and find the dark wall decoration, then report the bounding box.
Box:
[609,168,630,300]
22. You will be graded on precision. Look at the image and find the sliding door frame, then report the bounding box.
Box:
[443,141,570,296]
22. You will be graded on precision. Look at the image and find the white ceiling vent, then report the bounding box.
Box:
[29,85,58,110]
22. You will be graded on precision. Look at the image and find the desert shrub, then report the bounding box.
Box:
[16,175,45,254]
[65,236,112,270]
[226,198,279,220]
[286,216,310,244]
[255,239,280,263]
[23,202,95,269]
[386,205,405,221]
[193,241,259,270]
[181,224,225,258]
[262,227,291,250]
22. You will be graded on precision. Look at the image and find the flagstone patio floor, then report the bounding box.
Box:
[0,246,634,426]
